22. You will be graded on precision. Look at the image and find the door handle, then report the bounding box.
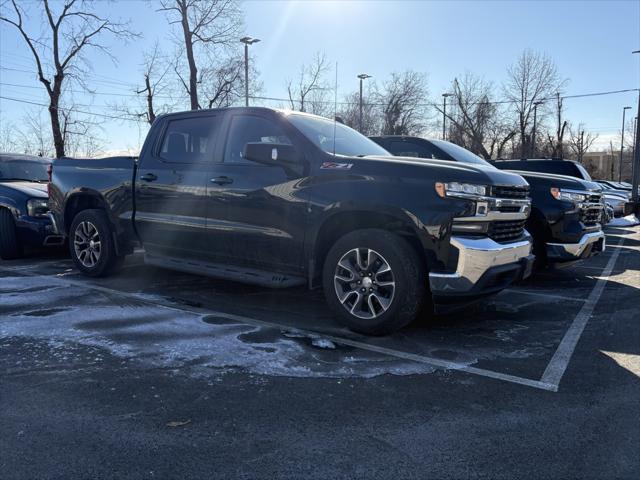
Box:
[140,173,157,182]
[210,176,233,185]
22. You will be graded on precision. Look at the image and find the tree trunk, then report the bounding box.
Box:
[49,75,65,158]
[179,3,199,110]
[145,75,156,124]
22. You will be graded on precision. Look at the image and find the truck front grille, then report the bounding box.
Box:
[492,185,530,199]
[488,219,527,243]
[581,206,602,226]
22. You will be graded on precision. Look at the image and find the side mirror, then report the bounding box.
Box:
[242,143,299,165]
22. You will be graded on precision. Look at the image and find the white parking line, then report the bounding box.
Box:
[501,289,587,303]
[540,235,625,390]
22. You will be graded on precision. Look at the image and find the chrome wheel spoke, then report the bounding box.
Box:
[336,258,357,281]
[349,292,363,314]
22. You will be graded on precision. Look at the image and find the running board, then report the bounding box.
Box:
[144,253,306,288]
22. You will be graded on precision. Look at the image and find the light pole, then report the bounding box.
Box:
[357,74,371,133]
[240,36,260,107]
[531,100,544,158]
[619,106,632,181]
[442,93,453,140]
[632,50,640,205]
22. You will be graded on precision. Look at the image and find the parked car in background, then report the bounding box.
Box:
[491,157,593,181]
[494,158,635,219]
[594,180,631,199]
[49,107,535,335]
[0,153,64,259]
[371,137,605,267]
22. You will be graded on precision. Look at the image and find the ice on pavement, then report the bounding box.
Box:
[0,275,437,379]
[608,214,640,227]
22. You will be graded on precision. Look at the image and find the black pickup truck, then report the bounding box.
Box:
[371,136,605,267]
[0,153,64,259]
[49,107,534,335]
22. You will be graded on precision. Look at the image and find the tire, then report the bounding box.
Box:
[322,229,427,335]
[69,209,120,277]
[0,208,23,260]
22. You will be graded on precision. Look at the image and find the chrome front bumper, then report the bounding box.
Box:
[429,233,534,295]
[546,230,606,261]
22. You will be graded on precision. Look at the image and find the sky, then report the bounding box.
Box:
[1,0,639,155]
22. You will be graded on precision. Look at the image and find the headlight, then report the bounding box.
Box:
[26,198,49,218]
[435,182,488,198]
[550,188,587,202]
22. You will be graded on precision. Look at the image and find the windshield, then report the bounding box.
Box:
[429,140,493,166]
[575,162,592,181]
[0,160,49,182]
[287,114,390,157]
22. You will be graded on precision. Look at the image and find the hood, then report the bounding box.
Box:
[358,155,530,188]
[0,180,48,198]
[503,169,601,192]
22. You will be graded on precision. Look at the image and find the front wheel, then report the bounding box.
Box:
[69,209,120,277]
[322,229,427,335]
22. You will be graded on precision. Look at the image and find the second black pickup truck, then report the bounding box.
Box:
[49,108,534,335]
[372,136,605,267]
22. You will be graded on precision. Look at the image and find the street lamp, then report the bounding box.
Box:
[357,74,372,133]
[531,100,544,158]
[619,106,632,181]
[442,93,453,140]
[240,36,260,107]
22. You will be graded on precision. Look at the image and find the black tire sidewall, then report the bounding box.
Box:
[0,208,23,260]
[322,229,426,335]
[69,209,117,277]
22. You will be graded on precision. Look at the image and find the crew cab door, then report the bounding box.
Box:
[135,113,221,258]
[205,111,308,273]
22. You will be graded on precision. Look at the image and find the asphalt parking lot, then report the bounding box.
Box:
[1,225,639,479]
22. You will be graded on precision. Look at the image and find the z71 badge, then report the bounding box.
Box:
[320,162,353,170]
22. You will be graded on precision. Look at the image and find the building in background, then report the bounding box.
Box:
[582,151,634,181]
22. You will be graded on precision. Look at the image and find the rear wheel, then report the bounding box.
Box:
[69,209,120,277]
[322,229,427,335]
[0,208,23,259]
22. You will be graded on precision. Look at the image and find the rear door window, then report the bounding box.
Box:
[159,116,220,164]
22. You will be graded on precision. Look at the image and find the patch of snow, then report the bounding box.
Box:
[311,338,336,349]
[608,214,640,227]
[0,274,434,379]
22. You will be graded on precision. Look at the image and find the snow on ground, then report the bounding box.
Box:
[0,274,436,379]
[608,214,640,227]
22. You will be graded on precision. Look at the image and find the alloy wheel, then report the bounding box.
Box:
[74,221,101,268]
[333,247,395,319]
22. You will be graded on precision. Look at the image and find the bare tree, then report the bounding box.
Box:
[437,74,516,159]
[201,57,244,108]
[159,0,242,110]
[378,71,428,136]
[286,52,331,114]
[0,0,136,157]
[0,121,21,154]
[504,49,565,157]
[337,90,380,136]
[541,92,570,158]
[136,43,172,124]
[568,124,598,163]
